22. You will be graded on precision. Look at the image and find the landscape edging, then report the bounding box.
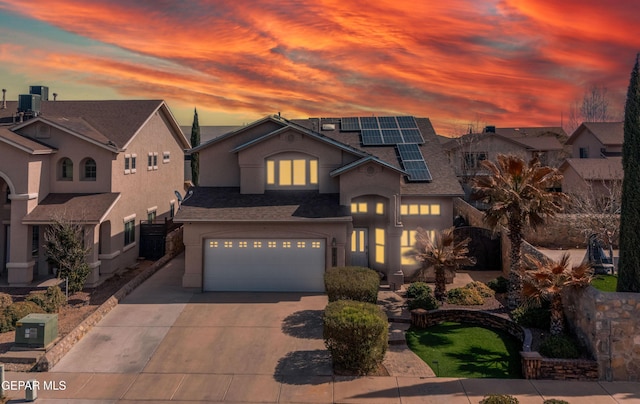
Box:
[34,252,178,372]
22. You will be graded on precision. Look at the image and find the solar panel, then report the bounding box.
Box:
[397,116,418,128]
[400,129,425,143]
[382,129,403,144]
[361,129,383,145]
[360,117,379,130]
[341,117,360,131]
[396,144,432,181]
[379,116,399,129]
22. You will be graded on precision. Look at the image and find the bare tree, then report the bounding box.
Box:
[567,85,612,134]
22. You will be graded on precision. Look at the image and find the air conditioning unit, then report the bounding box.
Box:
[15,313,58,349]
[18,94,41,113]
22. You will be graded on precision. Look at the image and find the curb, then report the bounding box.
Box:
[34,250,181,371]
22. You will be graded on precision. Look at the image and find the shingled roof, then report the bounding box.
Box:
[566,122,624,146]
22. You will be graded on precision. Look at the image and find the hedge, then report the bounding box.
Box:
[323,300,388,374]
[324,266,379,303]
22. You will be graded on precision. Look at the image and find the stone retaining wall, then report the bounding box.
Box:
[411,308,598,380]
[34,251,180,371]
[564,286,640,381]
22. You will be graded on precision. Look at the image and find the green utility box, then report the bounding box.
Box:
[15,313,58,349]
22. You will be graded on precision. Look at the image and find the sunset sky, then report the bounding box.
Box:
[0,1,638,136]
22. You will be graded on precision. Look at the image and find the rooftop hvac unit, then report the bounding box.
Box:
[29,85,49,101]
[18,94,41,113]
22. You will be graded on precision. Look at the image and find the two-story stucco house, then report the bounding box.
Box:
[0,87,190,286]
[175,114,463,292]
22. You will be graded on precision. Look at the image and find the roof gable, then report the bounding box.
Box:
[0,127,56,154]
[566,122,623,146]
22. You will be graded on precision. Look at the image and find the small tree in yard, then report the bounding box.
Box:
[190,108,200,186]
[409,227,475,302]
[44,218,91,293]
[521,253,592,336]
[618,53,640,293]
[473,154,567,309]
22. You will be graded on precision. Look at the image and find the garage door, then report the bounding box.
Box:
[203,238,326,292]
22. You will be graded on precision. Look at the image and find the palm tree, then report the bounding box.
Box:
[521,254,592,335]
[473,154,567,309]
[409,227,476,302]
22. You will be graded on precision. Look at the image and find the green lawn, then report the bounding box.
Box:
[405,322,522,379]
[591,275,618,292]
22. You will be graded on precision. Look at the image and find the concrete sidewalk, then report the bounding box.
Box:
[2,253,638,403]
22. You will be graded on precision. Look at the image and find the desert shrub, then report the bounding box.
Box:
[2,301,46,332]
[323,300,388,374]
[26,286,66,313]
[406,282,432,298]
[0,293,13,309]
[324,266,379,303]
[447,286,484,305]
[480,394,519,404]
[486,276,509,293]
[511,301,551,330]
[407,291,438,310]
[539,335,580,359]
[466,281,495,298]
[543,400,569,404]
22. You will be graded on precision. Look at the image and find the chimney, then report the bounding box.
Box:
[53,92,58,101]
[1,89,5,109]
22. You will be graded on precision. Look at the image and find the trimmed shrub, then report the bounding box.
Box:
[480,395,519,404]
[2,301,46,332]
[0,293,13,309]
[539,335,580,359]
[26,286,66,313]
[447,286,484,305]
[466,281,495,298]
[407,291,438,311]
[323,300,388,374]
[543,400,570,404]
[324,266,379,303]
[511,301,551,330]
[406,282,432,299]
[486,276,509,293]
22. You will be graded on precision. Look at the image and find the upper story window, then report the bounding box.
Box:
[266,154,318,189]
[401,203,441,216]
[351,202,368,214]
[125,154,137,174]
[163,151,170,163]
[463,152,487,169]
[579,147,589,158]
[58,158,73,181]
[148,152,158,171]
[81,158,97,181]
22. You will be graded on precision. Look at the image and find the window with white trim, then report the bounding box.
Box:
[266,155,318,188]
[163,151,170,163]
[125,154,131,174]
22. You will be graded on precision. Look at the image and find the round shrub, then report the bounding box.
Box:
[406,282,432,298]
[3,301,46,332]
[466,281,495,298]
[480,394,519,404]
[407,291,438,310]
[25,286,66,313]
[323,300,388,374]
[0,293,13,309]
[486,276,509,293]
[539,335,580,359]
[447,287,484,305]
[25,293,48,311]
[511,302,551,330]
[324,266,380,303]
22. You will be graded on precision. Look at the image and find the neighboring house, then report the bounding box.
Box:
[0,87,190,286]
[174,115,463,292]
[565,122,623,158]
[442,126,568,180]
[560,122,624,198]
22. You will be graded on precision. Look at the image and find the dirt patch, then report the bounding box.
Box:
[0,260,154,355]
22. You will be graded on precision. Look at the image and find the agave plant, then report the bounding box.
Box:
[473,154,567,309]
[409,227,476,302]
[521,253,593,336]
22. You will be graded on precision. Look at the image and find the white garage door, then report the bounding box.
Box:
[203,238,326,292]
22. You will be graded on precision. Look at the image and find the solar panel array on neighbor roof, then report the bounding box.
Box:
[396,143,433,182]
[340,116,425,145]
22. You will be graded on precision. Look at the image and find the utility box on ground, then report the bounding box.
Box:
[15,313,58,349]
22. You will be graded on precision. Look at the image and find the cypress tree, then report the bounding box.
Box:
[190,108,200,186]
[618,53,640,293]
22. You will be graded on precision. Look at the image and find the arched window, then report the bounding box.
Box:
[58,158,73,181]
[81,158,97,181]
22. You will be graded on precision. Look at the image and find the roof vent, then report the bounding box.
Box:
[321,123,336,131]
[485,125,496,133]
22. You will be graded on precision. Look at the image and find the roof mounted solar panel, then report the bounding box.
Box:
[361,129,383,145]
[397,116,418,128]
[397,143,432,182]
[382,129,403,144]
[341,117,360,131]
[379,116,399,129]
[400,129,425,143]
[360,117,379,130]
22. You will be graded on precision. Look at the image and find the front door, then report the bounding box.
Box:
[351,228,368,267]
